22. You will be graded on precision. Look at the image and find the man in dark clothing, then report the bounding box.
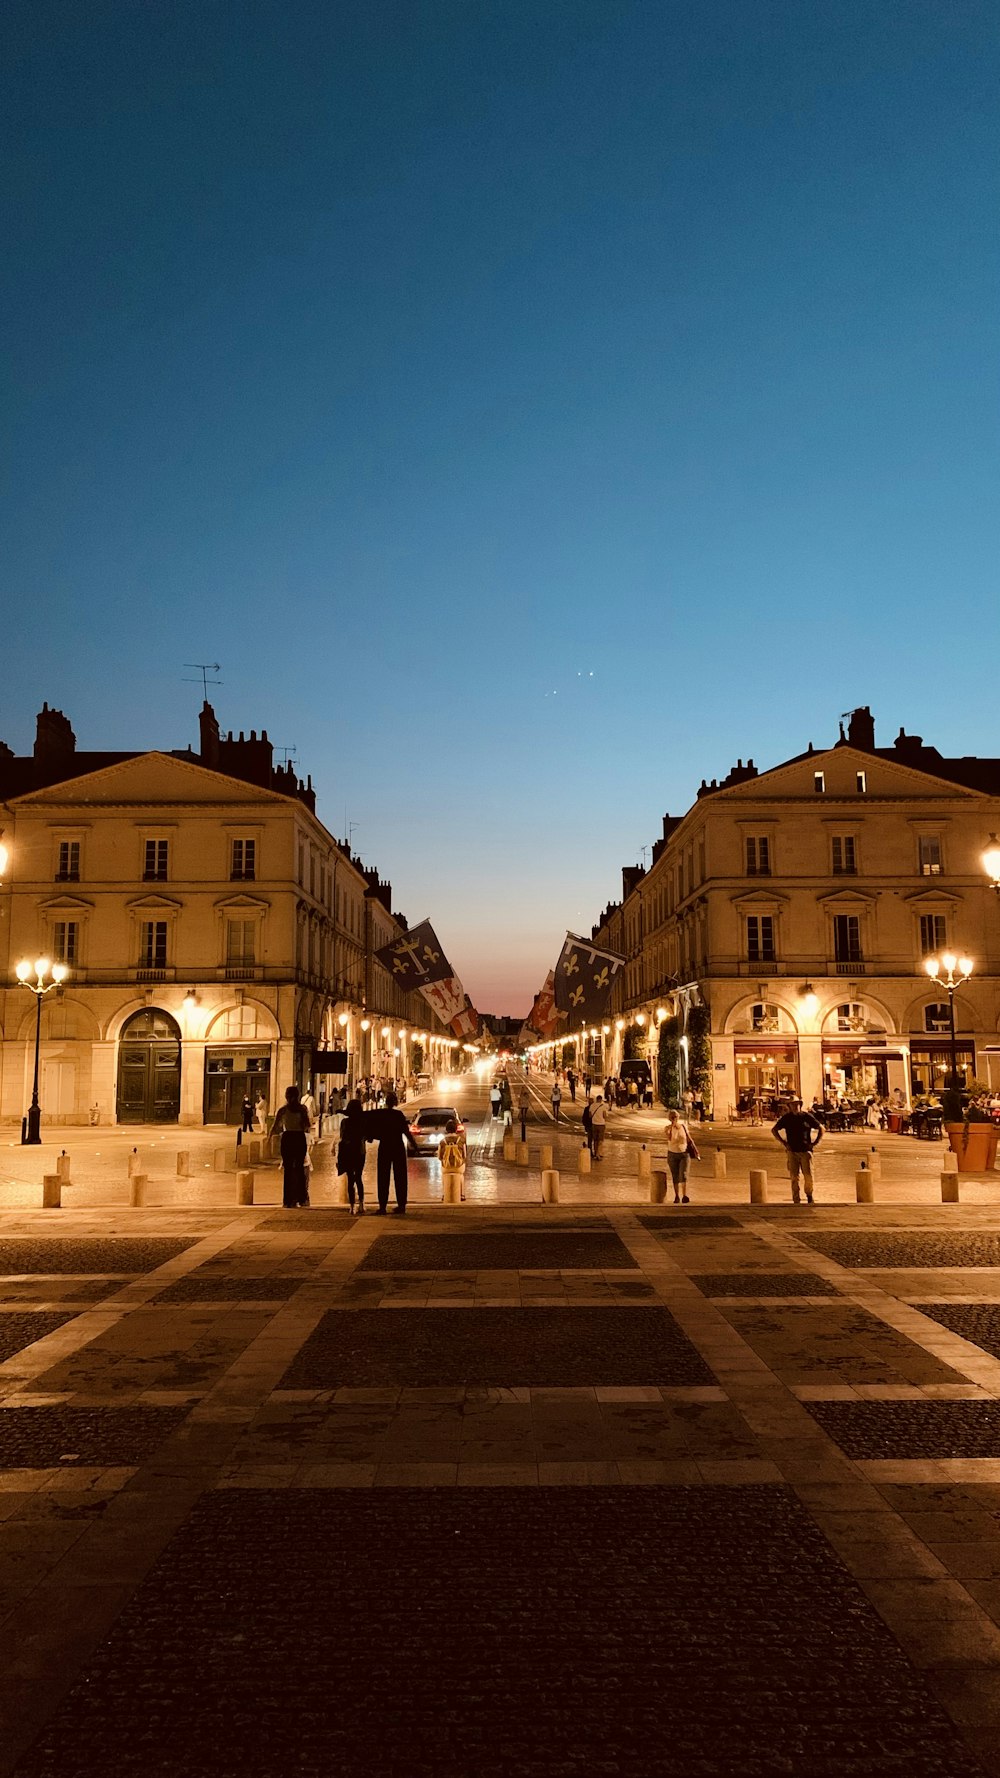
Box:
[772,1099,823,1204]
[240,1093,254,1133]
[566,1069,577,1103]
[366,1091,416,1214]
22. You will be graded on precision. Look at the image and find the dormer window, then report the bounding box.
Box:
[814,772,825,794]
[856,771,867,794]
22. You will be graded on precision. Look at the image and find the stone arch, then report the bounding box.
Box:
[16,995,101,1043]
[723,995,800,1037]
[819,991,895,1036]
[204,1000,280,1044]
[901,991,977,1034]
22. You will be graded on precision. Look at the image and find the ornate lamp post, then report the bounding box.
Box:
[982,836,1000,895]
[923,952,973,1094]
[15,957,68,1145]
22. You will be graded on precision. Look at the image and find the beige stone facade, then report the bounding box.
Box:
[0,720,452,1129]
[589,714,1000,1111]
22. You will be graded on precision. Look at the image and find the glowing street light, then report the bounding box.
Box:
[15,957,68,1145]
[924,953,974,1093]
[982,835,1000,894]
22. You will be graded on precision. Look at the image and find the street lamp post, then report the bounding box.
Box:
[923,952,973,1095]
[982,836,1000,895]
[15,957,68,1145]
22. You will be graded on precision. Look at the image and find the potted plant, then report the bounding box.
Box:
[943,1078,999,1172]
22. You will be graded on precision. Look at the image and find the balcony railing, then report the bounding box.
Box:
[133,965,171,983]
[223,963,259,981]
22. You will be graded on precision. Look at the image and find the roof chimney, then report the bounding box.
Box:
[846,706,875,750]
[33,703,76,768]
[199,701,220,769]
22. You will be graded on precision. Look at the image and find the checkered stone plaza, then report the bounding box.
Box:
[3,1089,1000,1774]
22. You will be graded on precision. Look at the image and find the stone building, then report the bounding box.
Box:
[588,709,1000,1111]
[0,703,452,1128]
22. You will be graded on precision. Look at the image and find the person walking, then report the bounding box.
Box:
[271,1085,311,1209]
[590,1093,608,1159]
[627,1075,639,1111]
[240,1093,254,1133]
[581,1097,594,1155]
[566,1069,577,1103]
[337,1098,367,1215]
[665,1109,696,1204]
[551,1079,562,1122]
[772,1097,823,1204]
[490,1082,502,1119]
[367,1090,416,1215]
[681,1086,694,1121]
[691,1087,705,1122]
[518,1086,530,1142]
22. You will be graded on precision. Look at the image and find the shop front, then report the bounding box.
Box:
[822,1041,889,1100]
[203,1045,272,1125]
[909,1042,976,1096]
[734,1041,799,1115]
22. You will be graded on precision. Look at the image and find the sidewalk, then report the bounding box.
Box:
[2,1195,1000,1773]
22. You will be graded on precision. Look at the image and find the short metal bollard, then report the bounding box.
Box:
[237,1170,255,1206]
[129,1173,148,1208]
[749,1168,768,1204]
[867,1145,882,1179]
[516,1141,529,1166]
[127,1148,142,1178]
[855,1166,874,1204]
[539,1143,554,1171]
[941,1171,960,1204]
[541,1168,560,1204]
[56,1152,72,1183]
[176,1150,190,1178]
[578,1145,591,1174]
[442,1168,464,1204]
[42,1174,61,1209]
[650,1169,668,1205]
[714,1148,727,1180]
[637,1145,652,1179]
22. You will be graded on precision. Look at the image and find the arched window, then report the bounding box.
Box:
[836,1002,868,1033]
[750,1002,780,1032]
[924,1003,951,1034]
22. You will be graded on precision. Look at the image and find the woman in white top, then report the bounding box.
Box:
[664,1109,693,1204]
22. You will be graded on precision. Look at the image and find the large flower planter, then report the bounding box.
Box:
[945,1123,1000,1173]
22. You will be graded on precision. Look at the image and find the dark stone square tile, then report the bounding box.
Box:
[807,1399,1000,1460]
[14,1487,980,1777]
[0,1406,188,1468]
[690,1273,838,1297]
[800,1232,1000,1269]
[0,1239,196,1277]
[357,1232,638,1271]
[722,1304,962,1386]
[0,1312,76,1361]
[152,1276,311,1303]
[916,1303,1000,1358]
[280,1307,714,1388]
[638,1214,741,1233]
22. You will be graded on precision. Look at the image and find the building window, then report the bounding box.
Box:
[924,1002,951,1034]
[746,915,775,963]
[836,1002,867,1033]
[833,914,862,963]
[231,838,256,881]
[814,772,825,794]
[920,913,947,955]
[139,921,168,968]
[856,772,867,794]
[750,1001,780,1031]
[143,839,169,881]
[226,919,256,967]
[56,840,80,882]
[832,836,857,875]
[919,836,943,876]
[53,921,78,964]
[745,836,770,876]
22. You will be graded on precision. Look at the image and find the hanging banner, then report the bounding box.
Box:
[554,933,625,1025]
[375,920,451,987]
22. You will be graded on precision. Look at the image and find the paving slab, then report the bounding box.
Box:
[357,1231,638,1271]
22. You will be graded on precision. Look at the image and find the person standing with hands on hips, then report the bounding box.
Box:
[664,1109,697,1203]
[771,1097,823,1204]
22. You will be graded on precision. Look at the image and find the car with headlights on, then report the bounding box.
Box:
[408,1106,466,1155]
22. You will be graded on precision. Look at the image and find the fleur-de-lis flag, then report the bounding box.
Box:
[553,932,625,1025]
[375,920,452,987]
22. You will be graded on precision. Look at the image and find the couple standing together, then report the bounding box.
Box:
[272,1085,412,1214]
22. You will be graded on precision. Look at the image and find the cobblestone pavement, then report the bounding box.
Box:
[3,1190,1000,1773]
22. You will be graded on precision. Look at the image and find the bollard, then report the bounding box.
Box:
[127,1148,142,1178]
[578,1145,591,1175]
[516,1141,529,1166]
[855,1166,874,1204]
[540,1143,554,1171]
[56,1151,72,1183]
[502,1134,516,1163]
[237,1170,255,1206]
[42,1174,61,1209]
[247,1139,262,1166]
[749,1168,768,1204]
[867,1145,882,1180]
[214,1148,228,1172]
[941,1171,960,1204]
[442,1168,464,1204]
[129,1173,147,1208]
[176,1150,190,1178]
[637,1145,652,1179]
[650,1169,668,1205]
[541,1168,560,1204]
[942,1150,958,1174]
[714,1147,727,1181]
[335,1173,350,1206]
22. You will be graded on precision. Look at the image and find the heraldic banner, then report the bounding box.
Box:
[419,974,467,1028]
[526,967,561,1038]
[553,933,625,1026]
[375,920,452,988]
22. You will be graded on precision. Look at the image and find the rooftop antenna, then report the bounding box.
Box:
[639,845,649,868]
[183,662,222,698]
[275,745,297,767]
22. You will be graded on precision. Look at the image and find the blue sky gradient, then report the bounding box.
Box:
[3,1,998,1009]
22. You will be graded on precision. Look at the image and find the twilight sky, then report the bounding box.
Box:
[3,1,999,1013]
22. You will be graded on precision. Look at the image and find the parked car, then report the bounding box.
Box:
[408,1106,466,1155]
